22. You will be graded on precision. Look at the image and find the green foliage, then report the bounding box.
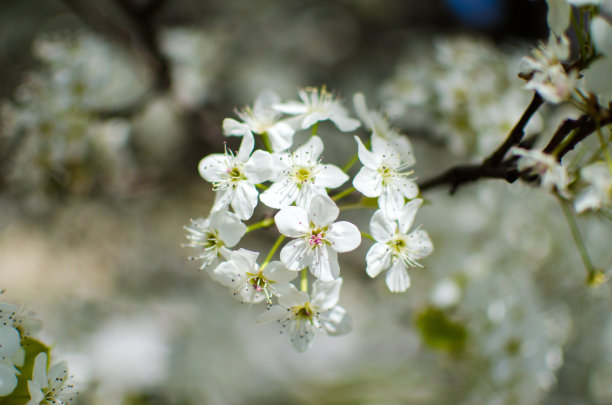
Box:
[415,307,468,353]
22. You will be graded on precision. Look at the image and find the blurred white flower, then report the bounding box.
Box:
[275,195,360,281]
[353,135,418,219]
[260,136,348,209]
[366,200,433,293]
[511,147,569,192]
[274,87,360,132]
[574,162,612,212]
[213,249,296,303]
[257,278,352,352]
[198,132,273,219]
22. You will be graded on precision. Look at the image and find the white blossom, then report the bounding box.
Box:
[223,90,295,152]
[260,136,348,209]
[183,210,247,273]
[198,131,273,220]
[353,135,418,219]
[273,87,360,132]
[275,195,361,281]
[511,147,569,192]
[574,163,612,212]
[521,34,577,104]
[256,278,352,352]
[26,352,74,405]
[366,200,433,293]
[213,249,296,303]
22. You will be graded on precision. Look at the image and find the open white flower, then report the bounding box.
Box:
[27,352,74,405]
[521,34,577,104]
[574,163,612,212]
[256,278,352,352]
[353,135,418,219]
[511,147,569,192]
[183,210,247,273]
[273,87,360,132]
[366,200,433,293]
[260,136,348,209]
[198,131,273,220]
[223,90,295,152]
[275,195,360,281]
[213,249,297,303]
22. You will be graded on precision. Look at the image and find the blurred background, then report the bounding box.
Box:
[2,0,612,404]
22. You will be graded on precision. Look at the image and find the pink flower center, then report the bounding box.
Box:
[308,232,324,246]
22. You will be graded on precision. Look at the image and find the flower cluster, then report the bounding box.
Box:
[185,87,433,351]
[0,300,76,404]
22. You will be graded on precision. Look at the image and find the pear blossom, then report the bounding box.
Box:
[198,131,273,220]
[213,249,296,303]
[223,90,295,152]
[511,147,569,192]
[273,87,360,132]
[366,200,433,293]
[353,135,419,219]
[260,136,348,209]
[183,210,247,273]
[574,163,612,213]
[256,278,352,352]
[0,326,22,396]
[26,352,74,405]
[521,34,577,104]
[275,195,361,281]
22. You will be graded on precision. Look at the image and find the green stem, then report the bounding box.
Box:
[261,131,273,153]
[342,153,359,172]
[260,235,285,271]
[300,269,308,292]
[339,202,370,211]
[256,183,269,191]
[311,122,319,136]
[246,217,275,233]
[558,196,597,281]
[595,124,612,174]
[332,186,356,202]
[361,231,374,241]
[572,12,588,61]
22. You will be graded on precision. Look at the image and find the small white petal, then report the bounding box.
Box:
[236,131,255,162]
[327,221,361,253]
[275,206,310,237]
[280,238,312,270]
[322,306,352,336]
[273,101,308,115]
[385,261,411,293]
[256,305,288,324]
[260,180,300,209]
[397,178,419,200]
[267,122,295,152]
[398,199,423,234]
[311,278,343,310]
[244,149,273,183]
[379,186,405,219]
[331,115,361,132]
[355,136,380,169]
[295,136,324,162]
[289,321,315,352]
[547,0,571,35]
[369,209,395,242]
[210,211,247,247]
[407,229,434,259]
[353,167,383,197]
[32,352,48,386]
[222,118,250,137]
[308,195,339,228]
[263,261,297,283]
[315,164,349,189]
[231,182,259,220]
[309,246,340,281]
[198,154,228,183]
[0,363,17,396]
[365,243,392,278]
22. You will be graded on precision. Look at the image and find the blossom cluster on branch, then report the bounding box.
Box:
[184,87,434,351]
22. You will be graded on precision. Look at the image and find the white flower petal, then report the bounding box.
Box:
[322,306,352,336]
[273,101,308,115]
[280,238,312,270]
[369,209,395,242]
[231,182,259,220]
[32,352,48,386]
[256,305,288,324]
[0,326,20,360]
[295,136,324,162]
[308,195,339,228]
[278,285,309,307]
[260,179,300,209]
[309,246,340,281]
[398,199,423,234]
[210,211,247,247]
[222,118,250,137]
[355,136,380,169]
[547,0,571,35]
[198,154,228,183]
[0,363,18,396]
[592,16,612,55]
[267,122,295,152]
[365,243,392,278]
[275,206,310,237]
[407,229,434,259]
[331,115,361,132]
[315,164,349,189]
[244,149,273,183]
[385,261,411,293]
[236,131,255,162]
[397,178,419,199]
[353,92,374,129]
[327,221,361,253]
[311,278,343,309]
[263,261,297,283]
[379,185,405,219]
[353,167,383,198]
[289,320,315,352]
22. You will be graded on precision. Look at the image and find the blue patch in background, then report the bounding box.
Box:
[445,0,505,28]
